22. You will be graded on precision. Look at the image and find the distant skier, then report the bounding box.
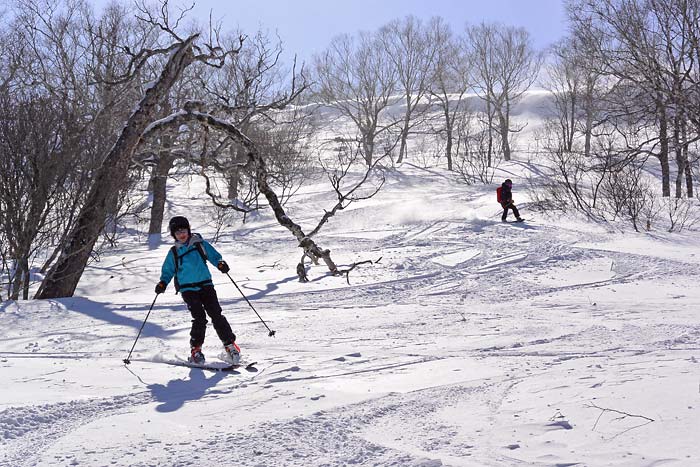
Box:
[154,216,240,365]
[497,179,523,222]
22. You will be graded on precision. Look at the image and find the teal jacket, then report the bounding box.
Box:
[159,233,223,293]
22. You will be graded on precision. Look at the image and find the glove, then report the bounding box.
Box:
[155,281,166,294]
[217,260,230,274]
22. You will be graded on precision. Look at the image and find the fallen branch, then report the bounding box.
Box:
[258,260,281,270]
[338,257,382,285]
[586,402,654,439]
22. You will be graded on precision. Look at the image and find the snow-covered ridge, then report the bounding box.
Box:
[304,88,558,122]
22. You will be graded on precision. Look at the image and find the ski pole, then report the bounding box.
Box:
[123,294,159,364]
[225,272,276,337]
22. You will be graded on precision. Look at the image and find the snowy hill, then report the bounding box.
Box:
[2,159,700,466]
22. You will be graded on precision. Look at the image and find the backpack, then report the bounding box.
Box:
[171,242,207,292]
[496,186,503,204]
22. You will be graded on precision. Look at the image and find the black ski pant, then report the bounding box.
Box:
[181,285,235,348]
[501,202,521,221]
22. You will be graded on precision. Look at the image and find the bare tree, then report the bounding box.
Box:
[427,17,471,171]
[0,0,147,296]
[0,95,83,299]
[467,22,543,161]
[313,31,399,165]
[568,0,700,198]
[143,111,340,277]
[201,29,288,202]
[453,109,502,184]
[532,123,626,220]
[37,2,242,298]
[191,107,315,218]
[601,159,656,231]
[379,15,439,164]
[143,103,389,281]
[311,140,387,238]
[545,37,600,153]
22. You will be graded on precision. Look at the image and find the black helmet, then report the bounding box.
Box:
[168,216,190,238]
[504,179,513,187]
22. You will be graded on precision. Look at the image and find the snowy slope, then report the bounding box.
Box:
[1,162,700,467]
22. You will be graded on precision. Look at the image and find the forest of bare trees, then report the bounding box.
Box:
[536,0,700,230]
[1,0,699,300]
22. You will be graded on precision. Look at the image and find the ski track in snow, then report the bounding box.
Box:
[2,167,700,466]
[0,392,153,467]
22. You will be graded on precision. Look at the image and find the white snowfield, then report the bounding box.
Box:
[1,164,699,467]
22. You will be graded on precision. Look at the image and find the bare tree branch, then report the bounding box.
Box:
[338,257,383,285]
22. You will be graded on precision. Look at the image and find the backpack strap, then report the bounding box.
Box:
[170,243,208,294]
[171,246,181,293]
[195,242,207,263]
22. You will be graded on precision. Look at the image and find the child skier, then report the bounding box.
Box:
[497,179,523,222]
[154,216,240,365]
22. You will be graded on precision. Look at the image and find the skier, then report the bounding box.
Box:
[154,216,240,365]
[497,179,523,222]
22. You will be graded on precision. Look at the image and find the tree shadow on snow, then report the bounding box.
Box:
[218,273,299,304]
[54,296,175,338]
[148,368,229,412]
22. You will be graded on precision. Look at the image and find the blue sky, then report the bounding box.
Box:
[94,0,567,63]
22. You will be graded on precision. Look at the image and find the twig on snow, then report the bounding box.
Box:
[586,402,654,439]
[338,257,382,285]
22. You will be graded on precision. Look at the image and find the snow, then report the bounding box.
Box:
[2,148,700,464]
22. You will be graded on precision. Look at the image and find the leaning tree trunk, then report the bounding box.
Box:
[37,36,198,299]
[214,114,339,276]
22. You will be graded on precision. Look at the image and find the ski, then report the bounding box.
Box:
[500,218,528,224]
[151,356,257,372]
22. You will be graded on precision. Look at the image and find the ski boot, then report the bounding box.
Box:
[223,341,241,365]
[189,345,205,364]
